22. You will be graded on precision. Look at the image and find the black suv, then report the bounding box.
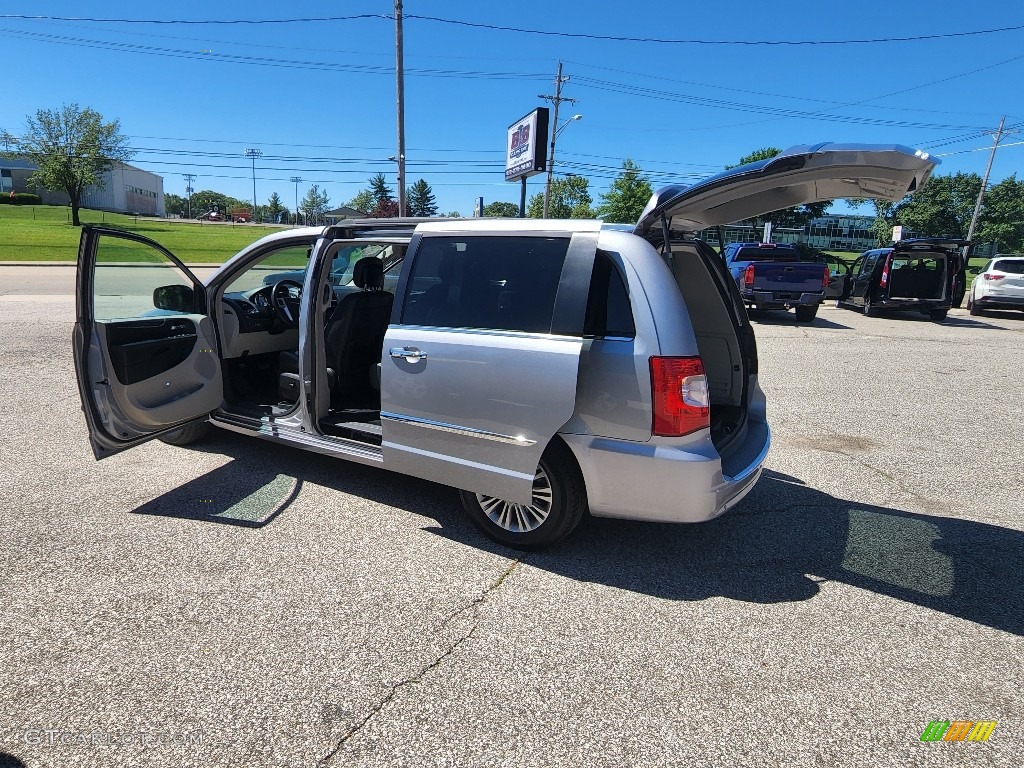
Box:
[838,238,968,322]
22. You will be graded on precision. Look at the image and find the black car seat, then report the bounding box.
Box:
[277,257,393,404]
[325,257,394,403]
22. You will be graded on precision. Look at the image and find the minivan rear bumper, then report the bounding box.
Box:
[560,420,770,524]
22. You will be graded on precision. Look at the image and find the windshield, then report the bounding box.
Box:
[224,245,312,294]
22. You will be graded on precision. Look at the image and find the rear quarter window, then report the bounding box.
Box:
[584,252,635,339]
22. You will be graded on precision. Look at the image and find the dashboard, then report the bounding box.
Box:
[222,286,278,334]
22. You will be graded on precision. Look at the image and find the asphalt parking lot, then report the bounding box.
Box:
[1,267,1021,768]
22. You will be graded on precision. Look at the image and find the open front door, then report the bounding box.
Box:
[73,226,223,459]
[380,229,596,505]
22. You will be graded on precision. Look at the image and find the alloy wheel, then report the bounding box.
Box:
[475,465,553,533]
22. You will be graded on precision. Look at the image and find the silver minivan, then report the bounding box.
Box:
[73,143,937,548]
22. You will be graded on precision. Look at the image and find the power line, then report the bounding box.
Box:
[0,28,549,80]
[5,11,1024,45]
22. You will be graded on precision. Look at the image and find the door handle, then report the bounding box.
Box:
[390,347,427,362]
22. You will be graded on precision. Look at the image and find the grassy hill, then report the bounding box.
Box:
[0,205,286,263]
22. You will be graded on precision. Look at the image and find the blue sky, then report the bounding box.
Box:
[2,1,1023,216]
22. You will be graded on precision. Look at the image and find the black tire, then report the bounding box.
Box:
[929,309,948,323]
[863,294,879,318]
[968,293,982,316]
[458,439,587,551]
[158,421,212,446]
[794,304,818,323]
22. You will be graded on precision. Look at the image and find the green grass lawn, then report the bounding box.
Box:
[0,205,286,263]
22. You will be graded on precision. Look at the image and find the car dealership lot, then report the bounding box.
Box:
[1,267,1021,768]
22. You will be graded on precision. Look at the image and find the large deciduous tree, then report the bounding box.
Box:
[727,148,830,231]
[892,171,982,238]
[407,178,438,217]
[300,184,330,225]
[13,104,133,226]
[346,189,374,216]
[597,159,653,224]
[482,201,521,217]
[976,174,1024,253]
[527,176,594,219]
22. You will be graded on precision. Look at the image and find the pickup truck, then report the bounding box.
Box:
[722,242,831,322]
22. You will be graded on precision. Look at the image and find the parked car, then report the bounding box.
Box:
[967,255,1024,315]
[722,242,831,322]
[72,143,937,549]
[837,238,967,322]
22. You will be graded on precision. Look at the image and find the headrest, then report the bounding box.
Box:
[353,257,384,290]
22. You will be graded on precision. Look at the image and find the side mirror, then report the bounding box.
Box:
[153,284,195,312]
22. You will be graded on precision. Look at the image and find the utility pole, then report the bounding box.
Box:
[244,148,262,223]
[540,62,576,218]
[290,176,302,227]
[395,1,407,217]
[183,173,195,219]
[965,116,1007,245]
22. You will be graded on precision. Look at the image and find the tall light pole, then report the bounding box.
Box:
[966,116,1009,245]
[290,176,302,227]
[395,1,407,217]
[542,113,582,218]
[540,62,577,218]
[183,173,195,219]
[244,148,261,222]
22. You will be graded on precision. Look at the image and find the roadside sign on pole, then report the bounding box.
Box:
[892,225,904,243]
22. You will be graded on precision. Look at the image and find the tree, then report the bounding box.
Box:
[10,104,133,225]
[164,193,187,217]
[300,184,330,225]
[347,189,374,215]
[597,159,653,224]
[446,211,462,218]
[976,175,1024,253]
[527,176,594,218]
[266,191,285,222]
[726,148,830,231]
[407,178,438,217]
[369,173,395,207]
[191,189,230,216]
[892,171,982,238]
[482,201,521,217]
[371,199,400,218]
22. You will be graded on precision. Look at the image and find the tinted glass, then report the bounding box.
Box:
[732,247,799,262]
[994,259,1024,274]
[401,236,569,333]
[584,252,635,338]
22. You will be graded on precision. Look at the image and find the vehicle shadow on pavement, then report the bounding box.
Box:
[747,313,852,330]
[131,433,1023,636]
[0,752,27,768]
[528,469,1022,636]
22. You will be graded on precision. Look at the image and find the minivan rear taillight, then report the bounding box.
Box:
[880,257,891,287]
[650,356,710,437]
[822,265,831,288]
[744,264,756,286]
[984,274,1005,281]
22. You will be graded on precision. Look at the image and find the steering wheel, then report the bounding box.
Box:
[271,279,303,328]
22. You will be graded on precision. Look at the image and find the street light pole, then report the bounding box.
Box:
[290,176,302,227]
[244,148,262,222]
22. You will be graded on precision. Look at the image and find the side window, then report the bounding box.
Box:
[584,251,635,338]
[94,235,196,321]
[859,254,878,277]
[401,236,570,333]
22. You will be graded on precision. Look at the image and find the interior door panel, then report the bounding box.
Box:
[93,315,222,434]
[105,318,199,385]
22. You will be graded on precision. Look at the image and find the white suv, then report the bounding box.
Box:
[968,255,1024,315]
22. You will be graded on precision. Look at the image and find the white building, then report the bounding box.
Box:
[1,158,164,216]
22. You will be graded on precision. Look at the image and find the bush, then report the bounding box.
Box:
[0,193,43,205]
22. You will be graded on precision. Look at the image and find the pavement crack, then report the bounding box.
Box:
[320,558,521,765]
